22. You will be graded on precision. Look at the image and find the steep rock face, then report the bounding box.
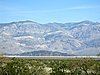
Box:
[0,20,100,56]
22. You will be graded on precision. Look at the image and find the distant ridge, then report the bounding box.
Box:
[5,50,74,56]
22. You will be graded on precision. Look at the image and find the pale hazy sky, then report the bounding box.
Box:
[0,0,100,23]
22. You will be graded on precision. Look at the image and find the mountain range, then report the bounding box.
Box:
[0,20,100,56]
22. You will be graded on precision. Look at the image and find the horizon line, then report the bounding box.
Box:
[0,20,100,24]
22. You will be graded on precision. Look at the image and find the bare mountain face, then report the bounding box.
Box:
[0,20,100,56]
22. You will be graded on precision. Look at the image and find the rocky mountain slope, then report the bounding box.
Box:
[0,20,100,56]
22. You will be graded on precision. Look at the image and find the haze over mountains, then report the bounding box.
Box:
[0,20,100,56]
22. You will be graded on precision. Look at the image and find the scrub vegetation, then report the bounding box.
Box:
[0,57,100,75]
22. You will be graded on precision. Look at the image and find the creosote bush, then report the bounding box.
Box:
[0,57,100,75]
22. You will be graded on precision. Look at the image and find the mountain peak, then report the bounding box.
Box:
[10,20,38,24]
[79,20,94,24]
[20,20,34,23]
